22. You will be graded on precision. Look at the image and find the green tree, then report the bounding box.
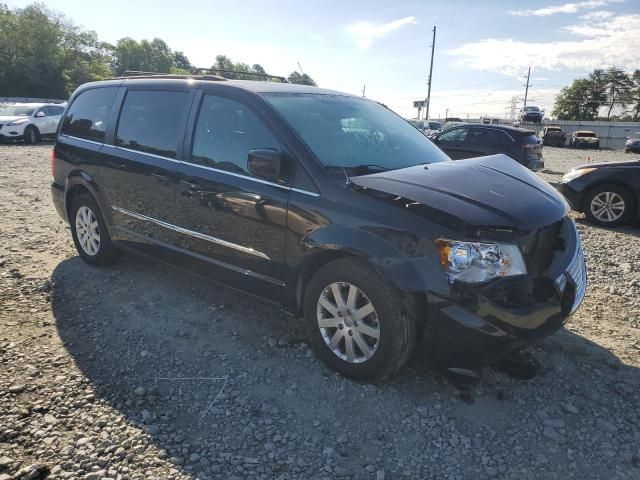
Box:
[603,66,634,120]
[0,3,66,97]
[552,79,595,120]
[287,71,317,86]
[629,70,640,121]
[111,37,176,75]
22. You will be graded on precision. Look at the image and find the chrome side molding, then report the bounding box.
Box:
[111,205,271,260]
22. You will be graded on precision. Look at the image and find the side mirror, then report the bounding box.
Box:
[247,149,282,182]
[35,111,45,118]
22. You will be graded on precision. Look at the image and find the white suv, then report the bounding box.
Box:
[0,103,66,144]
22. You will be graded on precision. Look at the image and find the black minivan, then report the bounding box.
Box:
[51,75,586,382]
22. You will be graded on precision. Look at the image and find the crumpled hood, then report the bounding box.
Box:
[351,154,569,232]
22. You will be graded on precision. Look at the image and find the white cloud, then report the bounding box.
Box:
[580,10,615,20]
[511,0,620,17]
[346,16,417,48]
[448,13,640,76]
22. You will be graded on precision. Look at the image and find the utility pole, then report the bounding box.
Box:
[523,66,532,107]
[425,26,436,121]
[362,84,366,98]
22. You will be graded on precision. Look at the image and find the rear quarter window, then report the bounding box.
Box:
[61,87,117,142]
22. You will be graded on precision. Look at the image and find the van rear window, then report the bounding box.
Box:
[61,87,117,142]
[115,90,189,159]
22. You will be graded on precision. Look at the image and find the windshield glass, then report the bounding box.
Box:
[524,106,539,112]
[577,132,596,138]
[631,132,640,139]
[263,94,449,171]
[0,105,36,116]
[428,121,443,130]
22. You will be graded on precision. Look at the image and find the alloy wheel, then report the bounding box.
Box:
[75,206,101,256]
[316,282,380,363]
[590,191,625,223]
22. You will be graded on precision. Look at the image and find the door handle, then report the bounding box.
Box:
[151,173,169,184]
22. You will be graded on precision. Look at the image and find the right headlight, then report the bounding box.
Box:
[435,239,527,283]
[560,167,595,183]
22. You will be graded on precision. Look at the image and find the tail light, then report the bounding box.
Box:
[51,148,55,176]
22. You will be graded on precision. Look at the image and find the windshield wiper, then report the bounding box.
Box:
[326,164,391,174]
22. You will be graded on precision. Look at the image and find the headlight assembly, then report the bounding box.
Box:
[7,118,30,126]
[560,167,595,183]
[435,239,527,283]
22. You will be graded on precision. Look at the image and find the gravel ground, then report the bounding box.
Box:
[1,144,639,480]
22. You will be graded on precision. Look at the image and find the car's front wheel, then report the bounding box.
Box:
[70,193,121,265]
[304,258,415,381]
[584,184,635,227]
[23,126,39,144]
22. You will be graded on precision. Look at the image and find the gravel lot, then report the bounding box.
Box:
[1,144,639,480]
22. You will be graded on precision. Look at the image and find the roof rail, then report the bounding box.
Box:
[118,70,227,81]
[194,68,288,83]
[117,68,288,83]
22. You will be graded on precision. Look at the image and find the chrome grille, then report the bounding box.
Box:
[554,222,587,314]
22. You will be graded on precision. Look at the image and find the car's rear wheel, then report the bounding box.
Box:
[70,193,121,265]
[304,258,415,381]
[584,184,635,227]
[23,126,39,144]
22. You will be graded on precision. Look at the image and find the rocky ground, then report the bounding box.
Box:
[1,144,639,480]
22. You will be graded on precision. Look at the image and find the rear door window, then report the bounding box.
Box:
[437,128,468,144]
[61,87,118,142]
[191,95,279,175]
[115,90,190,159]
[469,128,511,148]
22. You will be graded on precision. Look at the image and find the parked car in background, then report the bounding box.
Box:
[625,132,640,153]
[406,119,443,137]
[558,161,640,227]
[425,120,443,136]
[519,105,543,123]
[51,75,585,383]
[0,103,66,144]
[481,117,501,125]
[539,126,567,147]
[442,121,465,131]
[569,130,600,149]
[430,124,544,170]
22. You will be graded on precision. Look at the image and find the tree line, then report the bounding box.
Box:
[0,3,316,99]
[552,66,640,122]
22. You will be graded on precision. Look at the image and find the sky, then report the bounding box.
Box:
[7,0,640,119]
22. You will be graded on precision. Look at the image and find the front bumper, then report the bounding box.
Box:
[427,219,586,373]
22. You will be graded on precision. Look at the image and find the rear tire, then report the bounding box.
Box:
[583,184,635,227]
[23,126,39,144]
[70,193,121,266]
[304,258,415,381]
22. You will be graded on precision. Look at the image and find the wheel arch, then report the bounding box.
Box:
[290,226,428,323]
[64,171,113,227]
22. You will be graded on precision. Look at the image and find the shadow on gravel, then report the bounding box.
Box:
[575,217,640,237]
[50,254,640,479]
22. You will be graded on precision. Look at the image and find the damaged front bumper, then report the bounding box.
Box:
[426,219,586,377]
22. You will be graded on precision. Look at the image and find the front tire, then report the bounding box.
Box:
[23,126,39,144]
[584,184,635,227]
[70,193,121,265]
[304,258,415,381]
